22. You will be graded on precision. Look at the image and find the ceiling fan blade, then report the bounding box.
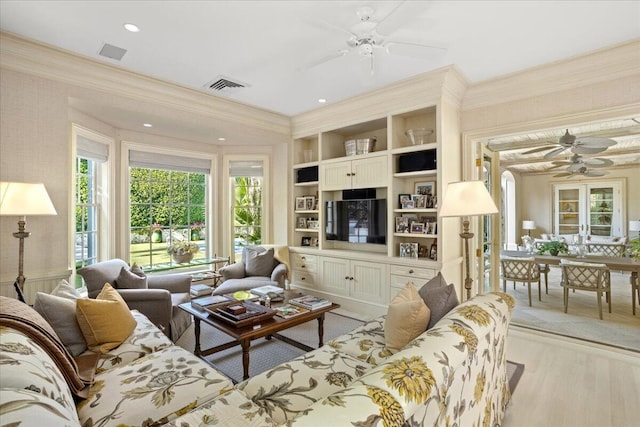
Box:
[523,145,557,155]
[575,137,617,148]
[300,49,350,70]
[547,164,566,170]
[583,158,614,167]
[567,163,584,172]
[554,172,573,178]
[544,146,568,159]
[371,0,407,35]
[551,160,571,166]
[572,145,607,155]
[585,170,608,177]
[383,40,447,59]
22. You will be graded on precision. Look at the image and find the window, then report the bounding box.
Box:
[229,161,264,255]
[128,148,211,270]
[74,129,111,275]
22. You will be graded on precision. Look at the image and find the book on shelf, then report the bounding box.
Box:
[274,304,309,319]
[251,284,284,296]
[191,295,231,311]
[288,295,332,310]
[190,284,212,297]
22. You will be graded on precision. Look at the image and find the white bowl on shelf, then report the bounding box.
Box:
[405,128,433,145]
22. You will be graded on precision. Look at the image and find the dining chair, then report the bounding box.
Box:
[560,259,611,320]
[500,257,541,307]
[586,243,625,257]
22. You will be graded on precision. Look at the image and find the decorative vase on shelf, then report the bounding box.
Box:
[172,252,193,264]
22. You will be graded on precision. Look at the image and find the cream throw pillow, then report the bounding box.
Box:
[384,283,431,352]
[76,283,136,353]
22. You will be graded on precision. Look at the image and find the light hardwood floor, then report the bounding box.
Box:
[503,325,640,427]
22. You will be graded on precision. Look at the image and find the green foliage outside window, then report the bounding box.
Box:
[233,176,262,248]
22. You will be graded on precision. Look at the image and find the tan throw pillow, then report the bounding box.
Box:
[76,283,136,353]
[384,283,430,352]
[115,265,147,289]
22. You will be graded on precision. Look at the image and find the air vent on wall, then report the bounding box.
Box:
[98,43,127,61]
[203,76,250,93]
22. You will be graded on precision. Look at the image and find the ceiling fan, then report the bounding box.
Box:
[303,3,445,74]
[550,153,612,178]
[524,129,617,159]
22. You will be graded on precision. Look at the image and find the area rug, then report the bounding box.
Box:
[175,311,364,383]
[506,361,525,395]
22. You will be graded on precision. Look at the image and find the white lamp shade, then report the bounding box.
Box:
[630,220,640,232]
[522,220,536,230]
[0,182,57,216]
[439,181,498,217]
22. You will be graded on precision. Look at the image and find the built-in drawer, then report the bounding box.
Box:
[389,265,435,280]
[390,274,425,291]
[291,270,316,286]
[291,253,318,272]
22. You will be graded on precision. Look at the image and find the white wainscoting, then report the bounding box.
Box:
[0,269,72,305]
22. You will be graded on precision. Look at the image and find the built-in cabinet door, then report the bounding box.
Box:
[554,180,623,237]
[321,161,353,191]
[350,260,387,303]
[319,256,350,294]
[351,156,388,189]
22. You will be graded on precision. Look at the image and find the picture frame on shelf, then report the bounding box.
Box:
[415,181,435,197]
[410,222,425,234]
[412,194,427,209]
[418,244,428,258]
[401,198,415,209]
[301,236,311,246]
[313,198,320,210]
[305,196,316,211]
[310,237,319,247]
[430,242,438,260]
[400,242,418,258]
[395,216,410,233]
[295,197,307,211]
[308,220,319,229]
[297,217,308,229]
[398,193,411,209]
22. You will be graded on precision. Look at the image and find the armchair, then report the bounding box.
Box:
[76,259,191,341]
[213,246,288,295]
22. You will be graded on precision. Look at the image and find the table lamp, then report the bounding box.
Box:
[439,181,498,301]
[522,220,536,236]
[630,220,640,240]
[0,182,57,303]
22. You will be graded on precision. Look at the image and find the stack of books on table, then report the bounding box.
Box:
[190,284,213,297]
[251,285,284,296]
[275,304,309,319]
[191,295,231,311]
[288,295,332,310]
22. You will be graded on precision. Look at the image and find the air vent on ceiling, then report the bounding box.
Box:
[203,76,250,93]
[98,43,127,61]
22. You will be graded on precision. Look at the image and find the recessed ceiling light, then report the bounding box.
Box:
[218,137,226,141]
[143,123,152,128]
[124,23,140,33]
[318,98,326,103]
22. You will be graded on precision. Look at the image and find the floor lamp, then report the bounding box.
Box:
[0,182,57,303]
[439,181,498,301]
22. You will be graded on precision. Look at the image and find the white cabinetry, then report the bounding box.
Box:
[290,252,318,287]
[554,180,624,237]
[319,256,388,304]
[321,155,388,191]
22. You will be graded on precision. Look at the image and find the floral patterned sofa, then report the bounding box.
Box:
[0,291,514,427]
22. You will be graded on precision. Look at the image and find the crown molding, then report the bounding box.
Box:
[462,38,640,111]
[0,31,290,138]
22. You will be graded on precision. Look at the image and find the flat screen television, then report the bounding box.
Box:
[325,199,386,245]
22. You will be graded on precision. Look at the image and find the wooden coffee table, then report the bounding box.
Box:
[179,292,339,381]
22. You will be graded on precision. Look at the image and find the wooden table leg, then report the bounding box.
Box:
[241,339,251,380]
[317,313,325,347]
[194,318,202,357]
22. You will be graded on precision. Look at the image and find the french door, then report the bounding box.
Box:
[554,180,623,237]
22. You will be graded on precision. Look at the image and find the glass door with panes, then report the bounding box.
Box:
[554,181,623,237]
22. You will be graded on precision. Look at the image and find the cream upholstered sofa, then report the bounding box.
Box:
[0,289,514,427]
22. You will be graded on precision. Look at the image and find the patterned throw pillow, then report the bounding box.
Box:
[385,283,430,352]
[76,284,136,353]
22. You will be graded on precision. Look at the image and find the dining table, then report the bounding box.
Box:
[501,250,639,313]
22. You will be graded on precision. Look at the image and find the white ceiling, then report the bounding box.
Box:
[2,0,639,116]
